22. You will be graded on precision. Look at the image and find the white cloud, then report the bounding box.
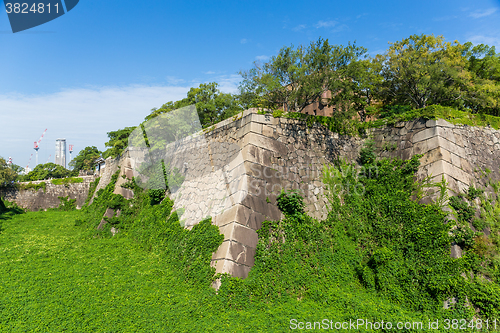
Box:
[467,35,500,48]
[214,74,242,94]
[204,71,216,75]
[240,38,248,44]
[0,85,189,167]
[166,76,186,85]
[292,24,306,32]
[315,20,337,28]
[255,55,270,61]
[469,8,498,18]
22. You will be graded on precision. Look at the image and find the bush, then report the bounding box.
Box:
[51,177,84,186]
[58,196,77,211]
[276,189,304,216]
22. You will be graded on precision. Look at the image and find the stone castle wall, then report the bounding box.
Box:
[82,109,500,279]
[0,175,96,211]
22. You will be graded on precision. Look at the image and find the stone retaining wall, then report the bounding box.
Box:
[0,176,96,211]
[93,109,500,279]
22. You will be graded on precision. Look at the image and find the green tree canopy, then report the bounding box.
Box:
[460,42,500,116]
[25,163,75,181]
[69,146,102,172]
[103,127,137,159]
[146,82,242,128]
[239,37,368,114]
[375,34,472,109]
[0,157,17,187]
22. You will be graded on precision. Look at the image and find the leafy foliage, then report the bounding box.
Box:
[51,177,83,186]
[103,127,136,159]
[239,37,368,117]
[68,146,102,172]
[375,34,470,109]
[21,162,76,181]
[146,82,242,128]
[58,196,77,211]
[0,156,18,187]
[359,139,377,165]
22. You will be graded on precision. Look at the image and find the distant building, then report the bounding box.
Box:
[94,157,106,176]
[55,139,67,168]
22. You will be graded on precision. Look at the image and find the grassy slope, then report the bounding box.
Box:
[0,210,221,332]
[0,209,433,332]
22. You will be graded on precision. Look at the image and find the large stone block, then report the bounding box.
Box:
[211,258,252,279]
[426,136,466,157]
[412,127,438,143]
[218,222,259,248]
[242,132,287,155]
[211,240,257,266]
[237,121,263,138]
[426,159,471,185]
[249,113,279,126]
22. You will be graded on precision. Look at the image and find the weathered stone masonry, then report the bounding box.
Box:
[58,110,500,279]
[0,175,96,211]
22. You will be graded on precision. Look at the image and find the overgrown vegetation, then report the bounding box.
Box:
[268,104,500,136]
[58,196,77,211]
[3,147,500,330]
[2,32,500,331]
[18,162,77,182]
[17,181,47,192]
[215,155,500,324]
[68,146,102,172]
[51,177,84,186]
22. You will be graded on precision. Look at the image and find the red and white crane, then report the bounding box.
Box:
[69,145,74,164]
[33,128,48,167]
[25,153,33,173]
[46,155,51,164]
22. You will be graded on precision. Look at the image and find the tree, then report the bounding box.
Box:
[327,55,383,122]
[145,82,242,128]
[460,42,500,116]
[103,127,137,159]
[0,157,17,187]
[376,34,471,109]
[188,82,242,127]
[69,146,102,172]
[24,163,75,181]
[239,38,368,114]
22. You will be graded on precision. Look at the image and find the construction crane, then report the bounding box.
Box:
[33,128,48,167]
[25,153,33,174]
[69,145,74,165]
[46,155,51,164]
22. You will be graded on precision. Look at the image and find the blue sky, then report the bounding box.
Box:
[1,0,500,169]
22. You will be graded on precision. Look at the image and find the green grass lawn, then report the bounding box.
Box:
[0,210,426,333]
[0,210,225,332]
[1,203,493,332]
[0,210,330,332]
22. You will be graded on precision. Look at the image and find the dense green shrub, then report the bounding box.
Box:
[449,195,475,223]
[18,181,46,192]
[359,139,377,165]
[58,196,77,211]
[78,173,222,285]
[84,176,100,205]
[51,177,84,186]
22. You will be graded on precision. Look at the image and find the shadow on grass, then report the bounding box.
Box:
[0,198,24,227]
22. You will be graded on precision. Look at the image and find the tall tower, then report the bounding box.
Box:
[55,139,67,168]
